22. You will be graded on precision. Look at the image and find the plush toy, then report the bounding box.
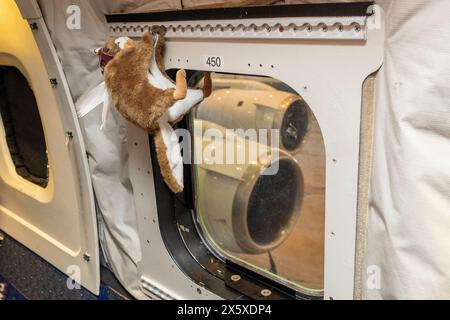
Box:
[98,31,211,193]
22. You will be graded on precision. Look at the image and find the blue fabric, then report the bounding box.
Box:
[0,275,27,300]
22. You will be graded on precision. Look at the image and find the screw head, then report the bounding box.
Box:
[230,275,241,282]
[50,78,58,87]
[83,253,91,262]
[261,289,272,297]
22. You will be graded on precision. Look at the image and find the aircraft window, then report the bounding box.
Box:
[0,66,48,187]
[191,73,325,295]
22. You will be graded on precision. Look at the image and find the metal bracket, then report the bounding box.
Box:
[108,17,368,41]
[106,2,374,41]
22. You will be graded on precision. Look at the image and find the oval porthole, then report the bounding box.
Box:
[191,73,325,296]
[0,66,48,187]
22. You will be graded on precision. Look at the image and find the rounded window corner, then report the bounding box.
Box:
[0,65,49,189]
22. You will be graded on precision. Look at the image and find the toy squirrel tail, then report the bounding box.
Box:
[154,131,184,194]
[203,72,212,98]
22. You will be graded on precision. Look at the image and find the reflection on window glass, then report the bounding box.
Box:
[192,73,325,295]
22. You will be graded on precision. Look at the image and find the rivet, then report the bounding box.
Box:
[50,78,58,87]
[231,275,241,282]
[352,23,362,32]
[261,289,272,297]
[83,253,91,262]
[65,132,74,146]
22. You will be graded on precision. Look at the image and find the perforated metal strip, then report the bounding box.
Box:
[108,16,368,41]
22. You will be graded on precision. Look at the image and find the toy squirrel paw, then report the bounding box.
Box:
[173,69,187,100]
[203,72,212,98]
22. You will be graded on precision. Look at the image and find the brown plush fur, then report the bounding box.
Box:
[151,33,212,193]
[202,72,212,99]
[104,32,187,133]
[103,38,122,56]
[102,31,211,194]
[154,33,212,99]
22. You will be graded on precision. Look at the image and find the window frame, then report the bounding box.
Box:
[114,2,385,300]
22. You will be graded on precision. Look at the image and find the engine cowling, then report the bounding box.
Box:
[195,88,309,153]
[194,120,304,255]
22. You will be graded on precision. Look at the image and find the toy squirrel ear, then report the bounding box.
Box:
[142,31,154,44]
[124,39,135,49]
[114,37,132,50]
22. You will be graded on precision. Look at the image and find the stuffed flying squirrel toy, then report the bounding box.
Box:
[98,31,212,193]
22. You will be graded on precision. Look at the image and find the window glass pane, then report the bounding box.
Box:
[0,66,48,187]
[192,73,325,295]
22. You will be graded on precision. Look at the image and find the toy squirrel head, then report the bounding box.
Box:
[95,28,167,73]
[95,26,168,73]
[95,37,132,73]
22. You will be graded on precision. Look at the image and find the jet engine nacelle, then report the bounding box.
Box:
[194,120,304,255]
[195,88,309,153]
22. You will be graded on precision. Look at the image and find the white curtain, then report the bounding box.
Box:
[365,0,450,300]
